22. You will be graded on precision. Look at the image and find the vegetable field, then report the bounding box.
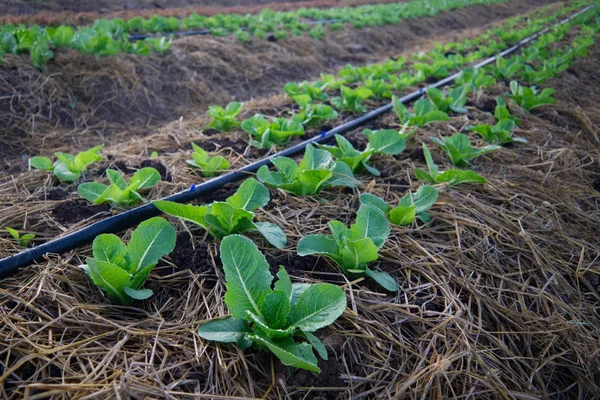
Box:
[1,0,599,398]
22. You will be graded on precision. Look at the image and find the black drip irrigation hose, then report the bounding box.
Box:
[0,4,595,279]
[128,18,339,41]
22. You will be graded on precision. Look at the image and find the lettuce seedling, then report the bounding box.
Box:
[491,56,524,79]
[5,227,35,248]
[81,217,176,305]
[197,235,346,372]
[455,67,496,90]
[427,84,470,114]
[359,186,438,225]
[186,143,230,177]
[431,133,501,167]
[284,81,328,101]
[330,85,373,113]
[431,133,502,167]
[468,119,526,145]
[291,95,338,126]
[29,144,104,182]
[415,144,487,186]
[297,205,395,291]
[154,178,286,249]
[364,78,393,99]
[392,96,449,128]
[508,81,556,111]
[242,115,304,148]
[78,167,161,207]
[494,97,520,125]
[257,144,359,196]
[317,130,406,176]
[206,102,243,132]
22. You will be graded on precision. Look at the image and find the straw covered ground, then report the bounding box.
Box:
[1,2,600,400]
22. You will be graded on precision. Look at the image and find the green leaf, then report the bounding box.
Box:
[127,217,176,275]
[29,156,53,170]
[86,259,131,304]
[288,284,346,332]
[68,144,103,173]
[253,221,287,250]
[388,205,416,225]
[436,170,487,185]
[340,237,379,272]
[303,331,328,360]
[247,335,320,372]
[358,193,390,215]
[226,178,270,212]
[78,182,108,203]
[351,205,390,249]
[129,167,161,190]
[260,290,291,329]
[153,201,210,228]
[274,267,293,302]
[92,234,129,270]
[106,169,128,190]
[221,235,273,320]
[123,286,153,300]
[297,235,339,258]
[366,130,406,155]
[53,162,80,181]
[291,284,311,306]
[365,267,398,292]
[399,186,438,214]
[197,317,249,343]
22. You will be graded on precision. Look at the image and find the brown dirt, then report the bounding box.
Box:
[0,12,599,399]
[0,0,559,172]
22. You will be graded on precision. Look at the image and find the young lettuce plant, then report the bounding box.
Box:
[330,85,373,113]
[284,81,329,101]
[430,134,501,167]
[257,144,359,196]
[317,130,406,177]
[468,119,526,145]
[242,115,304,148]
[491,56,524,80]
[197,235,346,373]
[494,97,520,125]
[297,205,396,291]
[29,144,104,182]
[154,178,286,249]
[415,144,487,186]
[78,167,161,207]
[392,96,449,128]
[291,95,338,127]
[427,84,470,114]
[455,67,496,90]
[5,228,35,248]
[508,81,556,111]
[205,102,243,132]
[359,186,438,226]
[186,143,230,177]
[81,217,176,305]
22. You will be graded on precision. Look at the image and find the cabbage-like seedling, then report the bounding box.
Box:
[468,119,526,145]
[359,185,438,226]
[78,167,161,207]
[242,115,304,148]
[392,96,449,128]
[430,133,501,167]
[427,84,470,114]
[29,144,104,182]
[257,144,359,196]
[508,81,556,111]
[186,143,230,177]
[284,81,329,101]
[197,235,347,373]
[154,178,286,249]
[81,217,176,305]
[297,205,396,291]
[206,102,243,132]
[330,85,373,113]
[291,95,338,126]
[414,144,487,186]
[5,227,35,248]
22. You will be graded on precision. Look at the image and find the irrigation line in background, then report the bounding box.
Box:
[128,19,339,41]
[0,4,595,279]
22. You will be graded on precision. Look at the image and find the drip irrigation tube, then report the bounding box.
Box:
[128,19,338,41]
[0,4,595,279]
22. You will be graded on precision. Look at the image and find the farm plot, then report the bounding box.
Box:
[1,1,599,399]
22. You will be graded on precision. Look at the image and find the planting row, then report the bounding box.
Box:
[6,5,598,373]
[0,0,537,68]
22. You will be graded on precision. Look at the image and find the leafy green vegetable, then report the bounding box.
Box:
[186,143,230,177]
[392,96,449,128]
[330,85,373,113]
[494,97,520,125]
[81,217,176,305]
[491,56,524,79]
[257,144,359,196]
[284,81,328,102]
[5,227,35,248]
[430,133,501,167]
[154,178,286,249]
[427,84,470,114]
[291,95,338,126]
[508,81,556,111]
[414,144,487,186]
[29,144,104,182]
[197,235,346,372]
[78,167,161,207]
[359,185,438,225]
[468,119,526,145]
[206,102,243,132]
[455,67,496,90]
[297,205,396,291]
[242,115,304,148]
